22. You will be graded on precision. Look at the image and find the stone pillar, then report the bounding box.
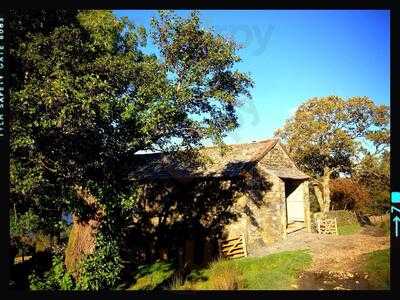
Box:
[280,178,288,239]
[303,181,312,233]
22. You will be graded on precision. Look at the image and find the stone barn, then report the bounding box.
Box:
[126,138,311,267]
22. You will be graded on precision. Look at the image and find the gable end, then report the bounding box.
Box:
[258,142,296,169]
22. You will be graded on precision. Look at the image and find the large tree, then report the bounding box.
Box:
[275,96,389,213]
[10,10,253,288]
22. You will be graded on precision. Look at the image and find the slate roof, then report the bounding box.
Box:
[129,139,309,181]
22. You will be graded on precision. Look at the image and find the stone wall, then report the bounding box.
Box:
[223,169,286,255]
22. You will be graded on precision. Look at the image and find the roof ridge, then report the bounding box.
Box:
[250,138,279,162]
[201,138,278,150]
[134,138,279,155]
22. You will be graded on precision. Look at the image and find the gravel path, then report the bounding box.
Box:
[251,226,390,290]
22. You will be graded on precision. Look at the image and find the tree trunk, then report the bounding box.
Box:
[313,184,324,212]
[64,186,103,278]
[313,167,332,214]
[321,167,332,213]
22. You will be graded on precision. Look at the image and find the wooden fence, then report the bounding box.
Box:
[219,234,248,259]
[369,214,389,225]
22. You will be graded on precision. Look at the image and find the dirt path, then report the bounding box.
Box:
[252,226,390,290]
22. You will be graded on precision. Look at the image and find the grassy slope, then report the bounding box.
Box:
[360,249,390,290]
[128,250,312,290]
[178,250,312,290]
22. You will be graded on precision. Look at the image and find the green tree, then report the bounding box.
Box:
[275,96,389,213]
[9,9,81,238]
[10,10,253,289]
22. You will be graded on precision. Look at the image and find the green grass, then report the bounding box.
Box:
[360,249,390,290]
[128,250,312,290]
[127,260,175,290]
[175,249,312,290]
[338,223,361,235]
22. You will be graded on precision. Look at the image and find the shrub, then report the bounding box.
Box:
[330,178,371,211]
[29,235,124,291]
[75,235,123,290]
[29,255,75,290]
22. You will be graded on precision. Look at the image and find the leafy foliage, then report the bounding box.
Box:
[354,151,390,214]
[330,178,371,211]
[9,9,253,228]
[75,235,124,290]
[276,96,390,177]
[276,96,389,212]
[10,209,41,257]
[10,9,253,289]
[10,209,40,238]
[29,255,75,290]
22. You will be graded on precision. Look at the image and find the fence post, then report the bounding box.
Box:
[335,218,338,235]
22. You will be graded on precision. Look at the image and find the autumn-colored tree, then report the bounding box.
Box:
[275,96,389,213]
[354,151,390,214]
[330,178,371,211]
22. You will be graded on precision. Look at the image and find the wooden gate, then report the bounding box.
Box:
[316,218,338,235]
[219,234,248,259]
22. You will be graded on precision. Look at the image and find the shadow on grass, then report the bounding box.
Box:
[122,260,211,290]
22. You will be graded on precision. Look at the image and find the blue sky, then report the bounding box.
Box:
[114,10,390,146]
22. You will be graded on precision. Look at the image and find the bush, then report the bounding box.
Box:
[75,235,123,290]
[330,178,371,211]
[29,255,75,290]
[29,234,124,291]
